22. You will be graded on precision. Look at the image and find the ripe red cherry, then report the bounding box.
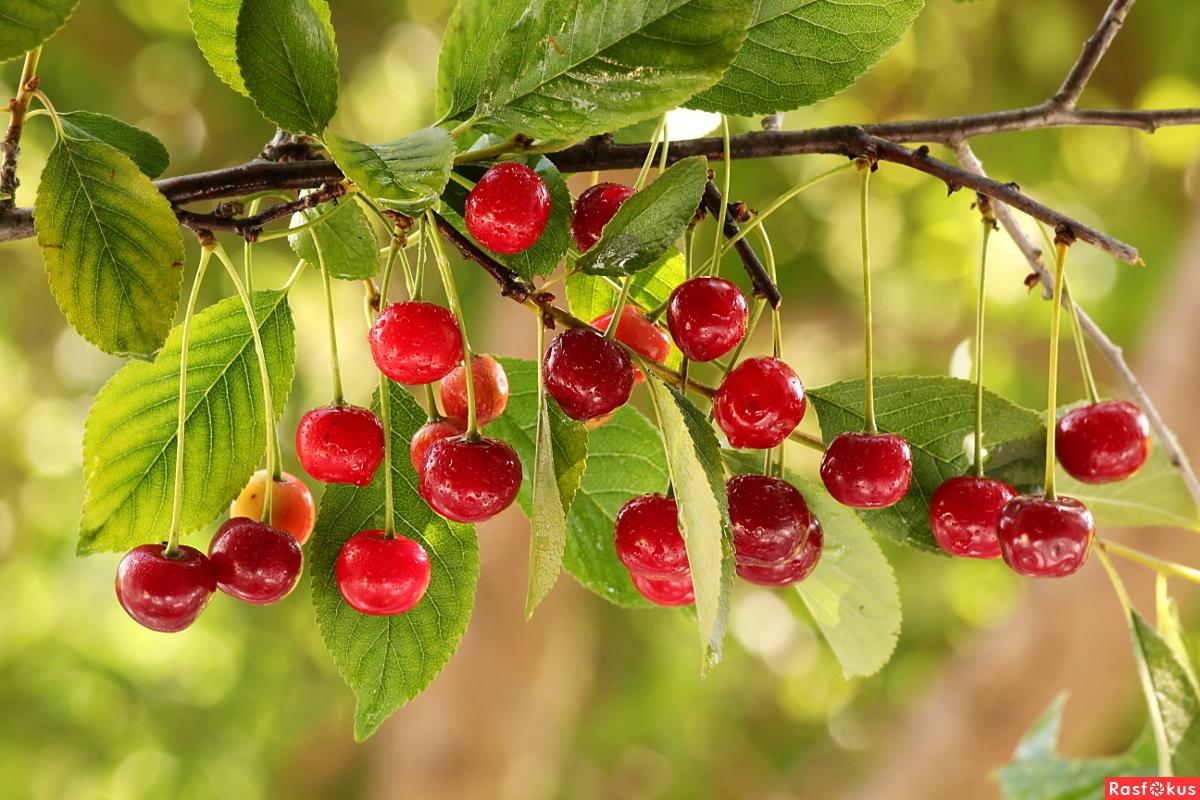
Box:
[465,162,551,254]
[928,476,1016,559]
[820,431,912,509]
[572,182,636,252]
[1056,400,1151,484]
[666,277,748,362]
[410,418,467,472]
[631,573,695,607]
[613,493,689,580]
[737,515,824,588]
[727,474,810,567]
[996,494,1095,578]
[542,328,634,421]
[115,544,216,632]
[589,305,671,383]
[418,435,523,523]
[208,517,304,605]
[713,357,806,449]
[369,301,463,385]
[336,530,431,615]
[231,470,316,544]
[439,354,510,426]
[296,404,385,487]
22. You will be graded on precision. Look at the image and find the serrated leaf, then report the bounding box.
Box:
[80,291,295,555]
[566,248,686,324]
[687,0,923,116]
[1131,610,1200,777]
[311,379,478,741]
[236,0,339,134]
[1057,441,1200,531]
[577,157,708,278]
[36,137,185,358]
[0,0,79,62]
[59,111,170,179]
[288,198,379,280]
[326,128,456,217]
[436,0,502,118]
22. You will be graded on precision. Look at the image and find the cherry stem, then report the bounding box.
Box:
[634,115,667,191]
[1063,275,1101,405]
[606,275,634,338]
[244,198,261,296]
[1094,543,1134,618]
[706,115,732,278]
[414,216,428,301]
[1101,539,1200,586]
[756,225,782,359]
[679,357,690,402]
[312,228,345,405]
[373,234,403,540]
[1044,240,1070,500]
[858,161,877,434]
[972,216,994,477]
[427,210,479,439]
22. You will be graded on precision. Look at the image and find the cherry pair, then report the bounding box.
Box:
[727,474,823,587]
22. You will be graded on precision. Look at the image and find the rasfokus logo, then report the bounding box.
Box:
[1106,778,1200,796]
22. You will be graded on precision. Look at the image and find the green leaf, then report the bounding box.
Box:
[1058,439,1200,531]
[1130,610,1200,777]
[0,0,79,62]
[436,0,502,118]
[645,374,734,671]
[687,0,924,116]
[80,291,295,555]
[577,157,708,278]
[35,137,185,358]
[326,128,456,217]
[58,111,170,179]
[311,379,478,741]
[236,0,339,134]
[439,0,527,124]
[288,198,380,281]
[566,248,686,325]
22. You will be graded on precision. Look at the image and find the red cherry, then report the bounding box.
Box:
[713,357,806,449]
[737,516,824,587]
[996,494,1094,578]
[464,162,551,254]
[666,277,748,362]
[613,493,689,580]
[231,470,316,545]
[208,517,304,605]
[820,431,912,509]
[296,404,385,487]
[336,530,431,615]
[631,573,695,607]
[439,354,510,426]
[589,305,671,383]
[1056,400,1151,484]
[542,328,634,421]
[115,544,216,632]
[727,474,810,567]
[410,418,467,472]
[571,182,636,252]
[928,476,1016,559]
[418,435,523,523]
[369,301,463,385]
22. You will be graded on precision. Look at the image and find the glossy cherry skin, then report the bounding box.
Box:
[713,357,806,449]
[613,493,689,580]
[336,530,431,615]
[410,418,467,472]
[928,476,1016,559]
[208,517,304,605]
[439,354,510,426]
[737,516,824,588]
[418,435,523,523]
[820,431,912,509]
[996,494,1095,578]
[666,277,749,363]
[590,305,671,383]
[116,544,216,632]
[571,182,636,252]
[542,328,634,421]
[369,302,463,385]
[231,470,316,545]
[631,574,695,607]
[1056,400,1151,484]
[727,474,810,567]
[465,162,551,254]
[296,404,385,487]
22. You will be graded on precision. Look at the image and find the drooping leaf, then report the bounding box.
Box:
[566,248,686,325]
[326,128,456,217]
[1130,610,1200,777]
[0,0,79,62]
[435,0,502,118]
[288,198,380,280]
[311,379,478,741]
[80,291,295,555]
[35,137,185,358]
[59,111,169,179]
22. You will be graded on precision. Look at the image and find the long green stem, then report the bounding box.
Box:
[707,115,732,277]
[634,116,666,191]
[426,211,479,439]
[312,229,344,404]
[1044,241,1070,499]
[973,219,994,477]
[1102,539,1200,586]
[244,198,261,296]
[721,159,860,254]
[414,215,428,301]
[606,275,634,338]
[757,226,782,359]
[372,236,402,540]
[1095,543,1134,616]
[859,162,877,434]
[1063,275,1100,405]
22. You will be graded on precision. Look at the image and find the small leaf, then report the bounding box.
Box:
[326,128,456,217]
[59,111,170,179]
[1130,610,1200,777]
[436,0,502,118]
[0,0,79,62]
[311,379,478,741]
[80,291,295,555]
[288,198,380,281]
[36,137,185,358]
[565,248,686,325]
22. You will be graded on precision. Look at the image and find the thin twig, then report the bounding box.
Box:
[1053,0,1137,109]
[701,180,783,308]
[432,213,532,302]
[174,182,345,240]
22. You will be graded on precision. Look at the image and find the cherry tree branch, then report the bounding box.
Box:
[174,181,345,240]
[702,180,783,308]
[1053,0,1135,109]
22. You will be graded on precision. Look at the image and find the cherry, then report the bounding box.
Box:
[542,328,634,421]
[928,476,1016,559]
[439,354,510,426]
[727,474,810,567]
[820,431,912,509]
[996,494,1095,578]
[295,404,385,487]
[369,301,463,385]
[630,573,695,607]
[418,435,523,523]
[208,517,304,605]
[410,418,467,472]
[713,357,806,449]
[464,162,551,254]
[1055,400,1151,484]
[666,277,748,362]
[571,182,636,253]
[336,530,431,615]
[231,470,316,545]
[115,544,216,632]
[589,305,671,383]
[613,493,690,580]
[737,515,824,588]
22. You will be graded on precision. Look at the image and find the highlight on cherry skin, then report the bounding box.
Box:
[231,469,316,545]
[713,356,806,449]
[726,474,810,568]
[820,431,913,509]
[115,544,217,633]
[465,162,552,254]
[542,327,635,421]
[368,301,463,385]
[410,418,467,472]
[295,404,385,487]
[927,476,1017,559]
[439,354,510,426]
[995,494,1095,578]
[589,305,671,383]
[631,573,696,607]
[1055,399,1152,485]
[666,276,749,363]
[737,515,824,589]
[335,530,431,616]
[208,517,304,605]
[571,182,636,253]
[613,493,691,580]
[418,434,523,524]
